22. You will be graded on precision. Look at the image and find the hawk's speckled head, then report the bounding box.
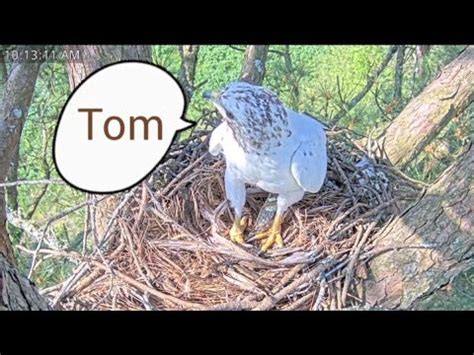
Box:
[206,81,291,153]
[207,82,288,126]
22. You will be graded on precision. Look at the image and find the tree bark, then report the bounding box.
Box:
[240,45,269,85]
[364,144,473,309]
[0,253,50,310]
[6,146,19,212]
[415,45,431,78]
[393,45,405,104]
[379,46,474,168]
[65,45,152,91]
[0,46,7,88]
[282,45,300,108]
[64,45,152,239]
[0,46,44,265]
[178,45,200,102]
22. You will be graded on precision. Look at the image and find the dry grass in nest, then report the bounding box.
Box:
[45,112,419,310]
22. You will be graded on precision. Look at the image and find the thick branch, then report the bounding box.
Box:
[178,45,200,102]
[0,253,50,310]
[0,46,44,264]
[365,144,474,309]
[240,45,269,85]
[393,45,406,103]
[379,46,474,168]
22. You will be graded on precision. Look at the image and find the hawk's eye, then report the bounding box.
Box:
[225,110,235,120]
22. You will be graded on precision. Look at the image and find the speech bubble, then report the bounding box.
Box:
[53,61,194,194]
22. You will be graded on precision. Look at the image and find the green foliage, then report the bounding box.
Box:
[13,62,85,279]
[187,46,244,119]
[20,62,84,228]
[6,45,471,292]
[152,45,181,75]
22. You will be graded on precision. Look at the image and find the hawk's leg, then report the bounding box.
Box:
[225,168,247,244]
[255,214,284,251]
[229,216,248,244]
[255,190,304,252]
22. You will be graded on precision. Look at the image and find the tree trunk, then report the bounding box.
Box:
[240,45,269,85]
[282,45,300,108]
[6,146,19,212]
[0,253,49,310]
[0,46,7,89]
[379,46,474,168]
[414,45,431,79]
[364,143,473,309]
[0,46,44,265]
[178,45,200,103]
[393,45,405,105]
[65,45,152,91]
[64,45,152,239]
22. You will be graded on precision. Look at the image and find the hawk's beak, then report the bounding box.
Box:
[203,90,213,99]
[203,90,226,115]
[203,90,218,103]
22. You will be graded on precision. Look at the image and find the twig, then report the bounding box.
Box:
[22,247,206,309]
[151,239,281,268]
[332,149,358,206]
[28,196,107,279]
[25,125,52,219]
[341,218,380,306]
[160,153,210,196]
[312,276,328,310]
[228,45,246,53]
[120,221,154,288]
[6,210,58,249]
[271,264,305,294]
[329,199,394,240]
[361,243,439,261]
[254,257,338,310]
[145,183,200,241]
[335,278,342,309]
[373,85,393,122]
[89,258,205,309]
[91,273,114,310]
[194,79,208,91]
[64,242,127,297]
[132,183,147,232]
[377,164,431,188]
[325,202,365,238]
[0,179,66,187]
[206,298,259,310]
[82,194,91,256]
[51,190,135,306]
[329,45,397,126]
[284,292,314,310]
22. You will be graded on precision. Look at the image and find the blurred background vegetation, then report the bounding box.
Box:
[3,45,473,307]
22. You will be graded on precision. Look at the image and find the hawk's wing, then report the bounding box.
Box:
[209,122,227,156]
[290,113,328,193]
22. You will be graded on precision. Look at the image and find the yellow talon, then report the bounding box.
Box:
[255,215,284,252]
[229,216,248,244]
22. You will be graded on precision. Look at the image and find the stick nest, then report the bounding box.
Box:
[51,111,419,310]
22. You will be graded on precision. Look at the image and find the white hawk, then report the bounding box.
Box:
[205,81,328,251]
